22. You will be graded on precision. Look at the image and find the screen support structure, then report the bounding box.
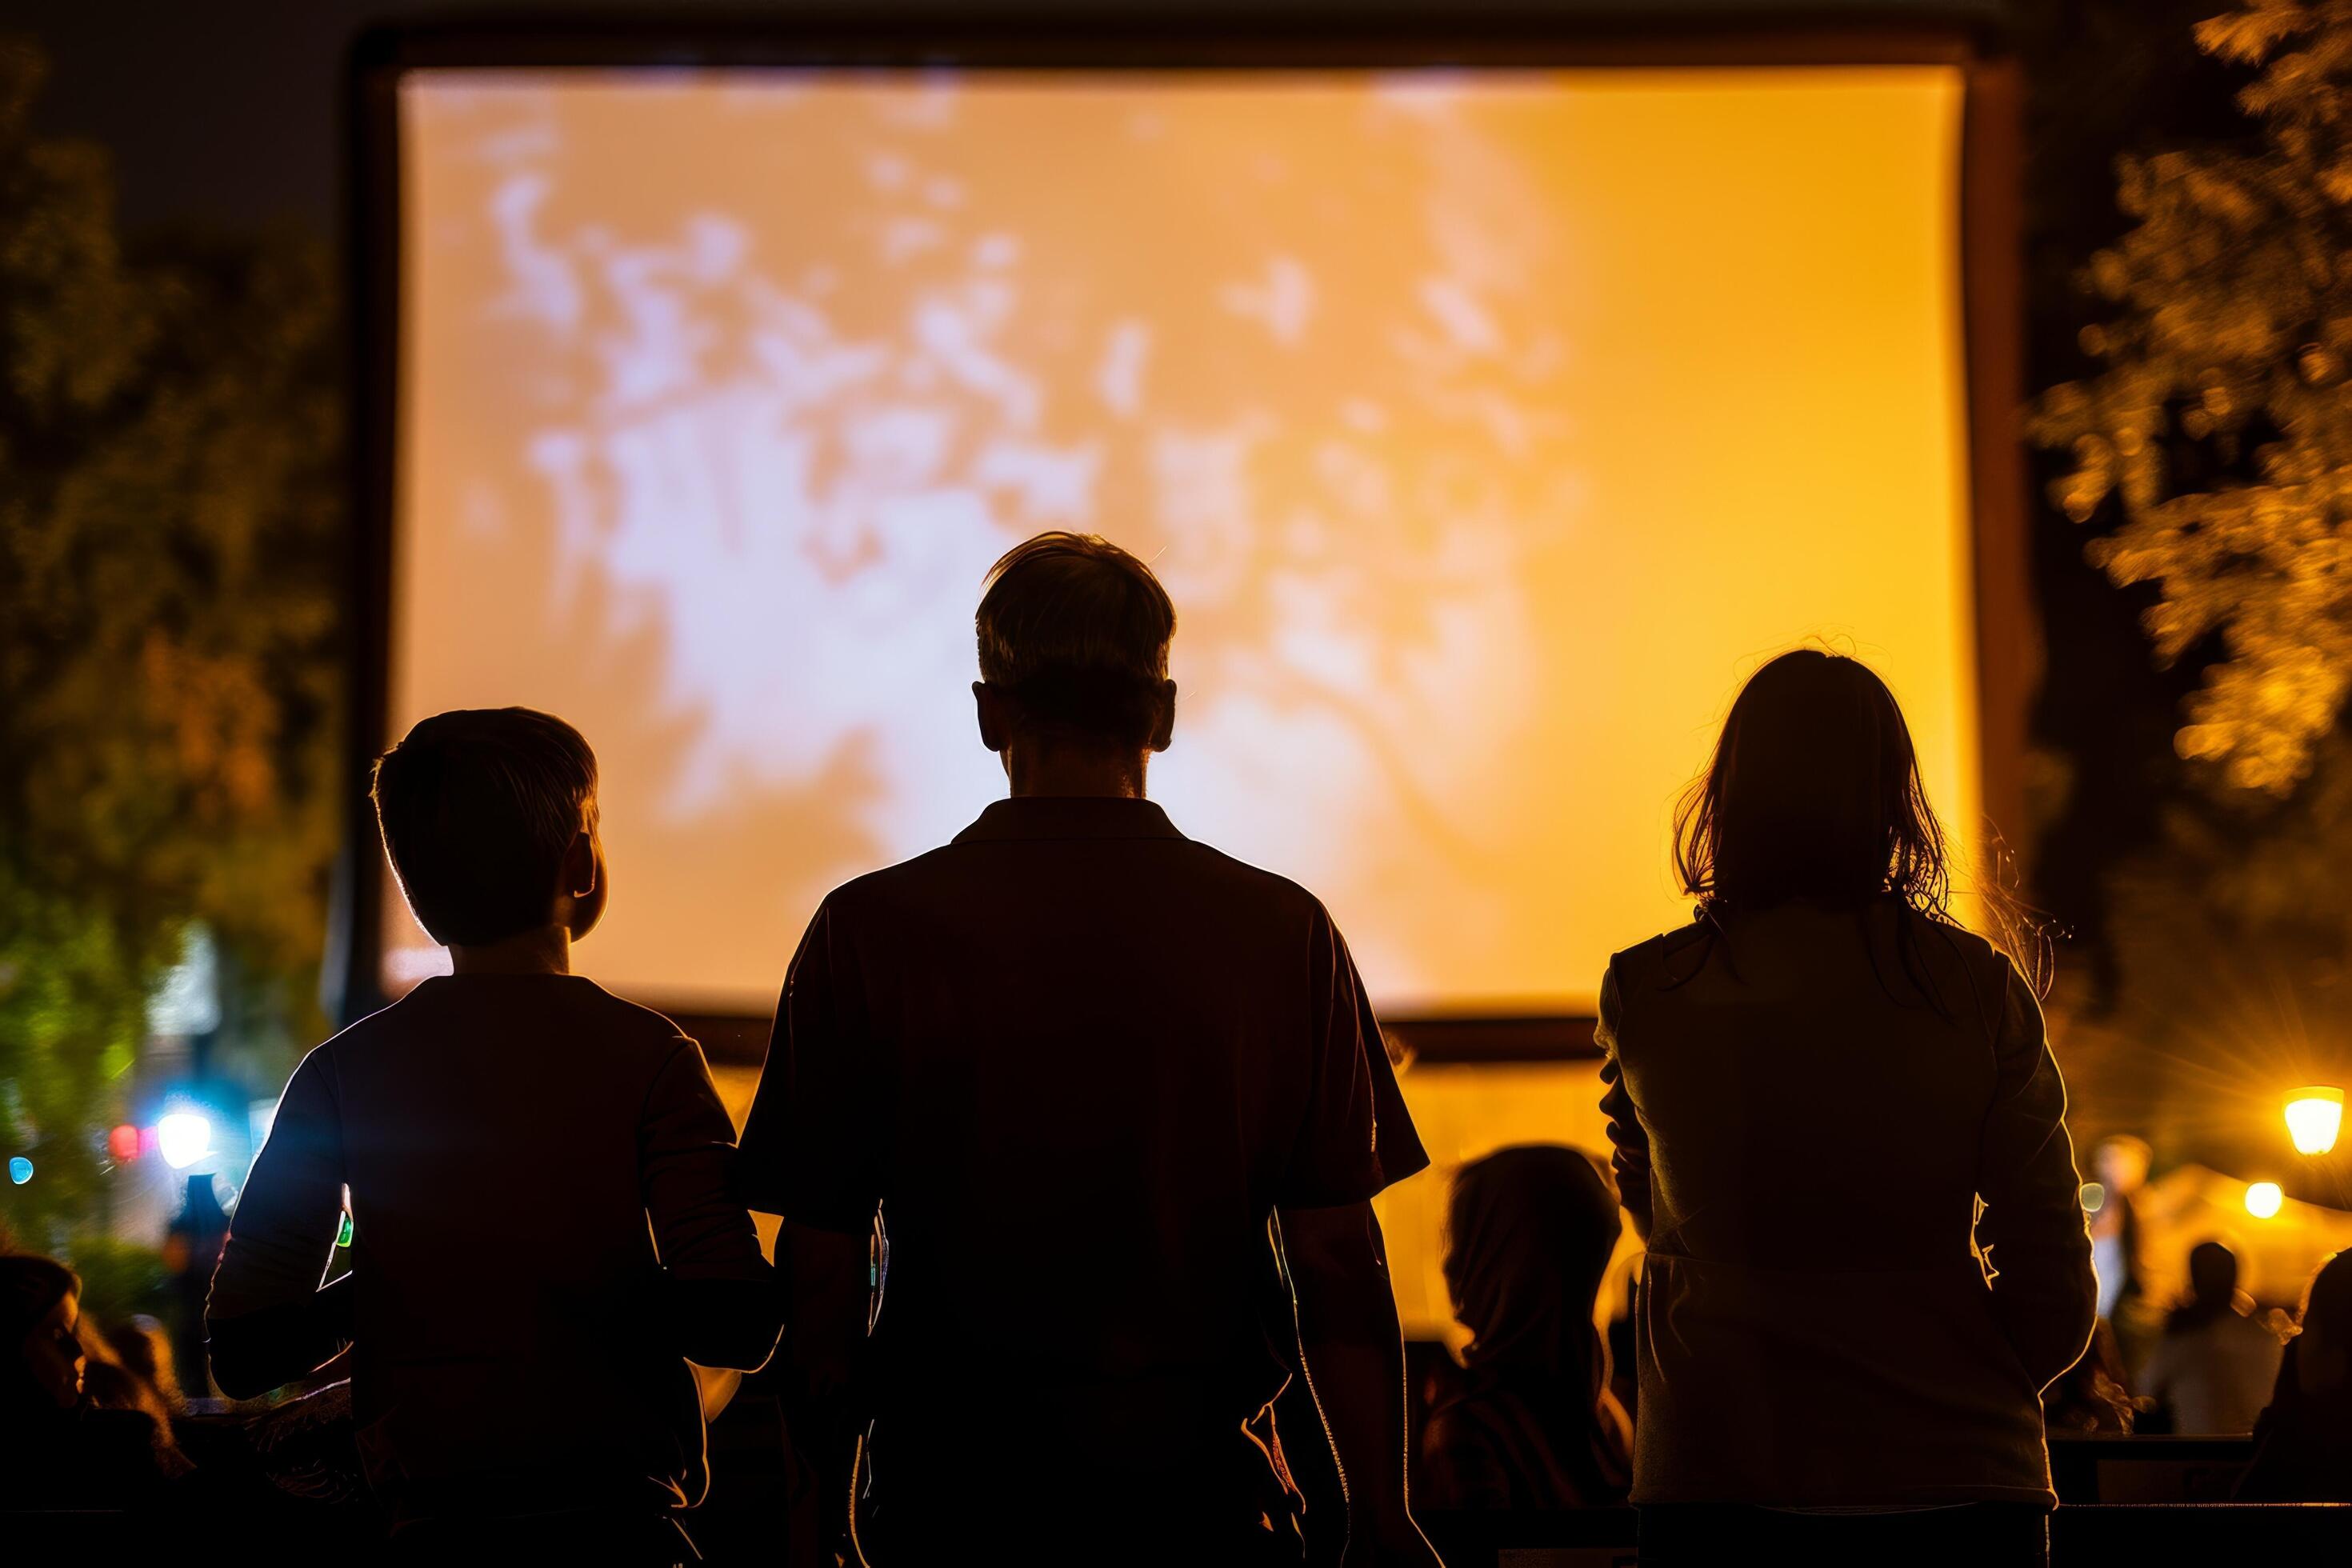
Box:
[342,12,2026,1065]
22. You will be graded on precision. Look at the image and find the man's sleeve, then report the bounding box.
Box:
[207,1050,350,1395]
[642,1036,782,1370]
[736,900,883,1231]
[1594,962,1654,1240]
[1272,904,1429,1210]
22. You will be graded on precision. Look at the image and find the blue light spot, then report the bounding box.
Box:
[7,1157,31,1185]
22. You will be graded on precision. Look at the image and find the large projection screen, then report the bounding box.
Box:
[382,61,1982,1018]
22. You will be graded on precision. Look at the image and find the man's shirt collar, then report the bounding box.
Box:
[951,796,1186,845]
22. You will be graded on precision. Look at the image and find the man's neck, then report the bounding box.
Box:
[447,925,572,976]
[1003,744,1148,799]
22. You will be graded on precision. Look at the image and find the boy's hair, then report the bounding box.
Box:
[976,532,1176,748]
[371,708,598,946]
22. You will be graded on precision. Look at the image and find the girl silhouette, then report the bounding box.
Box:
[1598,649,2094,1566]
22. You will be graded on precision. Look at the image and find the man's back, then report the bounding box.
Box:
[211,975,768,1515]
[740,796,1424,1458]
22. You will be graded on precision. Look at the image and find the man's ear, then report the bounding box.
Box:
[974,681,1011,754]
[1148,680,1177,753]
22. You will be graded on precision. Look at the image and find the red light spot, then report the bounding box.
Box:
[108,1125,142,1162]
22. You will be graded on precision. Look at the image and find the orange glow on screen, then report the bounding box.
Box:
[391,66,1975,1014]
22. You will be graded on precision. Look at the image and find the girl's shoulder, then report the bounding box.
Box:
[1607,914,1714,979]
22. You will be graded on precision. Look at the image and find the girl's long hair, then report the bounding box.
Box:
[1672,648,2042,998]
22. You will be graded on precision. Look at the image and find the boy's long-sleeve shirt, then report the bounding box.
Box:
[207,974,778,1521]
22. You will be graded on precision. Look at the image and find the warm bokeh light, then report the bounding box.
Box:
[394,66,1976,1014]
[2079,1180,2106,1214]
[156,1111,213,1171]
[2286,1086,2344,1156]
[106,1123,142,1162]
[2245,1180,2285,1219]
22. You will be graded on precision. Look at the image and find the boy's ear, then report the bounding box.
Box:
[561,829,596,898]
[559,823,606,942]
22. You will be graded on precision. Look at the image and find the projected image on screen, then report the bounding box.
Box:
[390,66,1977,1014]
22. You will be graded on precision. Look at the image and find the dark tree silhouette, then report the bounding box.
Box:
[0,41,341,1245]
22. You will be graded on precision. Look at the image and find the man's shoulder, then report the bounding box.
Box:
[814,842,971,918]
[1162,834,1331,912]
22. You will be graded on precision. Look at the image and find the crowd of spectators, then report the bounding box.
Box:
[6,544,2352,1563]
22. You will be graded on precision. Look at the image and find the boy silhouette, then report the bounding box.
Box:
[738,534,1439,1566]
[208,708,779,1557]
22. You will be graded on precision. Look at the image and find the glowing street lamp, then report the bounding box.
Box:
[2285,1086,2344,1157]
[2246,1181,2286,1219]
[156,1112,212,1170]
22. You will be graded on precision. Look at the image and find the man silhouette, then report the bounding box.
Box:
[738,532,1438,1566]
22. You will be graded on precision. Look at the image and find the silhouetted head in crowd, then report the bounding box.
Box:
[1674,648,1950,920]
[2298,1251,2352,1402]
[1443,1146,1622,1393]
[2169,1240,2243,1334]
[372,707,606,961]
[105,1316,183,1417]
[2,1255,86,1418]
[1,1256,189,1505]
[2094,1134,2152,1196]
[973,531,1177,797]
[76,1318,184,1456]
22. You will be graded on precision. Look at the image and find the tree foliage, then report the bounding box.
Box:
[2037,0,2352,794]
[0,41,342,1244]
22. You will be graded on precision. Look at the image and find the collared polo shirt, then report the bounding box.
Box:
[738,795,1426,1446]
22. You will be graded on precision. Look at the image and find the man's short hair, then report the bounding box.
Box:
[976,532,1176,748]
[371,708,597,947]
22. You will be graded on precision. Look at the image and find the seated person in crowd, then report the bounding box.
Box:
[2237,1251,2352,1502]
[1422,1145,1632,1510]
[98,1315,185,1422]
[738,533,1437,1566]
[1,1254,186,1510]
[207,709,779,1555]
[2138,1241,2283,1435]
[76,1312,194,1479]
[2087,1135,2151,1357]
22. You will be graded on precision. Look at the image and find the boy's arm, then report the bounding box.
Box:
[1277,1202,1439,1568]
[207,1053,351,1398]
[642,1037,782,1371]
